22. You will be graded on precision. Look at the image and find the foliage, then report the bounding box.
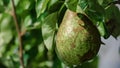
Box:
[0,0,120,68]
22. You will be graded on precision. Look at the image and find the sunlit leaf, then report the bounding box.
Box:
[35,0,49,17]
[97,21,110,39]
[42,12,57,51]
[21,15,32,32]
[97,0,103,5]
[16,0,35,16]
[16,0,31,13]
[0,13,13,45]
[0,30,13,45]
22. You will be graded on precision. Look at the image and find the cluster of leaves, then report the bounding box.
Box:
[0,0,120,68]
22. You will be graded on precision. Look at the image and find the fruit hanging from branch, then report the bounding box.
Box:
[56,9,101,66]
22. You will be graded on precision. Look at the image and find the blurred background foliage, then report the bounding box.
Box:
[0,0,120,68]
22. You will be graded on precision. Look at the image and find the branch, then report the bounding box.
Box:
[11,0,25,68]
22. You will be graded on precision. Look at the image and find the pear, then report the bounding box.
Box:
[56,9,101,66]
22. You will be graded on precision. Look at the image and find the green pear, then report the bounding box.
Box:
[56,9,101,66]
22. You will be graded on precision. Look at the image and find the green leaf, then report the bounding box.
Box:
[48,1,64,14]
[57,4,67,26]
[97,0,103,5]
[100,0,113,7]
[84,0,105,24]
[105,5,120,38]
[97,21,110,39]
[78,0,88,11]
[0,5,5,13]
[35,0,49,17]
[42,12,58,51]
[0,30,13,46]
[53,55,62,68]
[78,0,110,38]
[0,13,13,45]
[0,13,13,60]
[16,0,35,15]
[21,15,32,31]
[2,0,10,6]
[65,0,79,11]
[23,29,45,67]
[0,62,7,68]
[0,0,3,6]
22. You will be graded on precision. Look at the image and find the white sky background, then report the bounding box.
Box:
[98,36,120,68]
[98,4,120,68]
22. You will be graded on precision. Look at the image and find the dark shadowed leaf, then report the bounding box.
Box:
[52,53,62,68]
[98,0,113,7]
[2,0,10,6]
[105,5,120,38]
[48,1,64,14]
[78,0,110,38]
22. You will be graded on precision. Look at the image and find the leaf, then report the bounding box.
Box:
[2,0,10,6]
[0,13,13,60]
[97,0,103,5]
[78,0,88,11]
[52,55,62,68]
[99,0,113,7]
[0,5,5,13]
[42,12,58,51]
[24,29,45,67]
[21,15,32,31]
[57,4,67,26]
[65,0,109,38]
[16,0,35,16]
[105,5,120,38]
[48,1,64,14]
[35,0,49,17]
[16,0,30,12]
[0,30,13,46]
[65,0,79,12]
[78,0,110,38]
[97,21,110,39]
[0,62,7,68]
[0,13,13,45]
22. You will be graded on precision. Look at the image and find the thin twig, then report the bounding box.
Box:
[11,0,25,68]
